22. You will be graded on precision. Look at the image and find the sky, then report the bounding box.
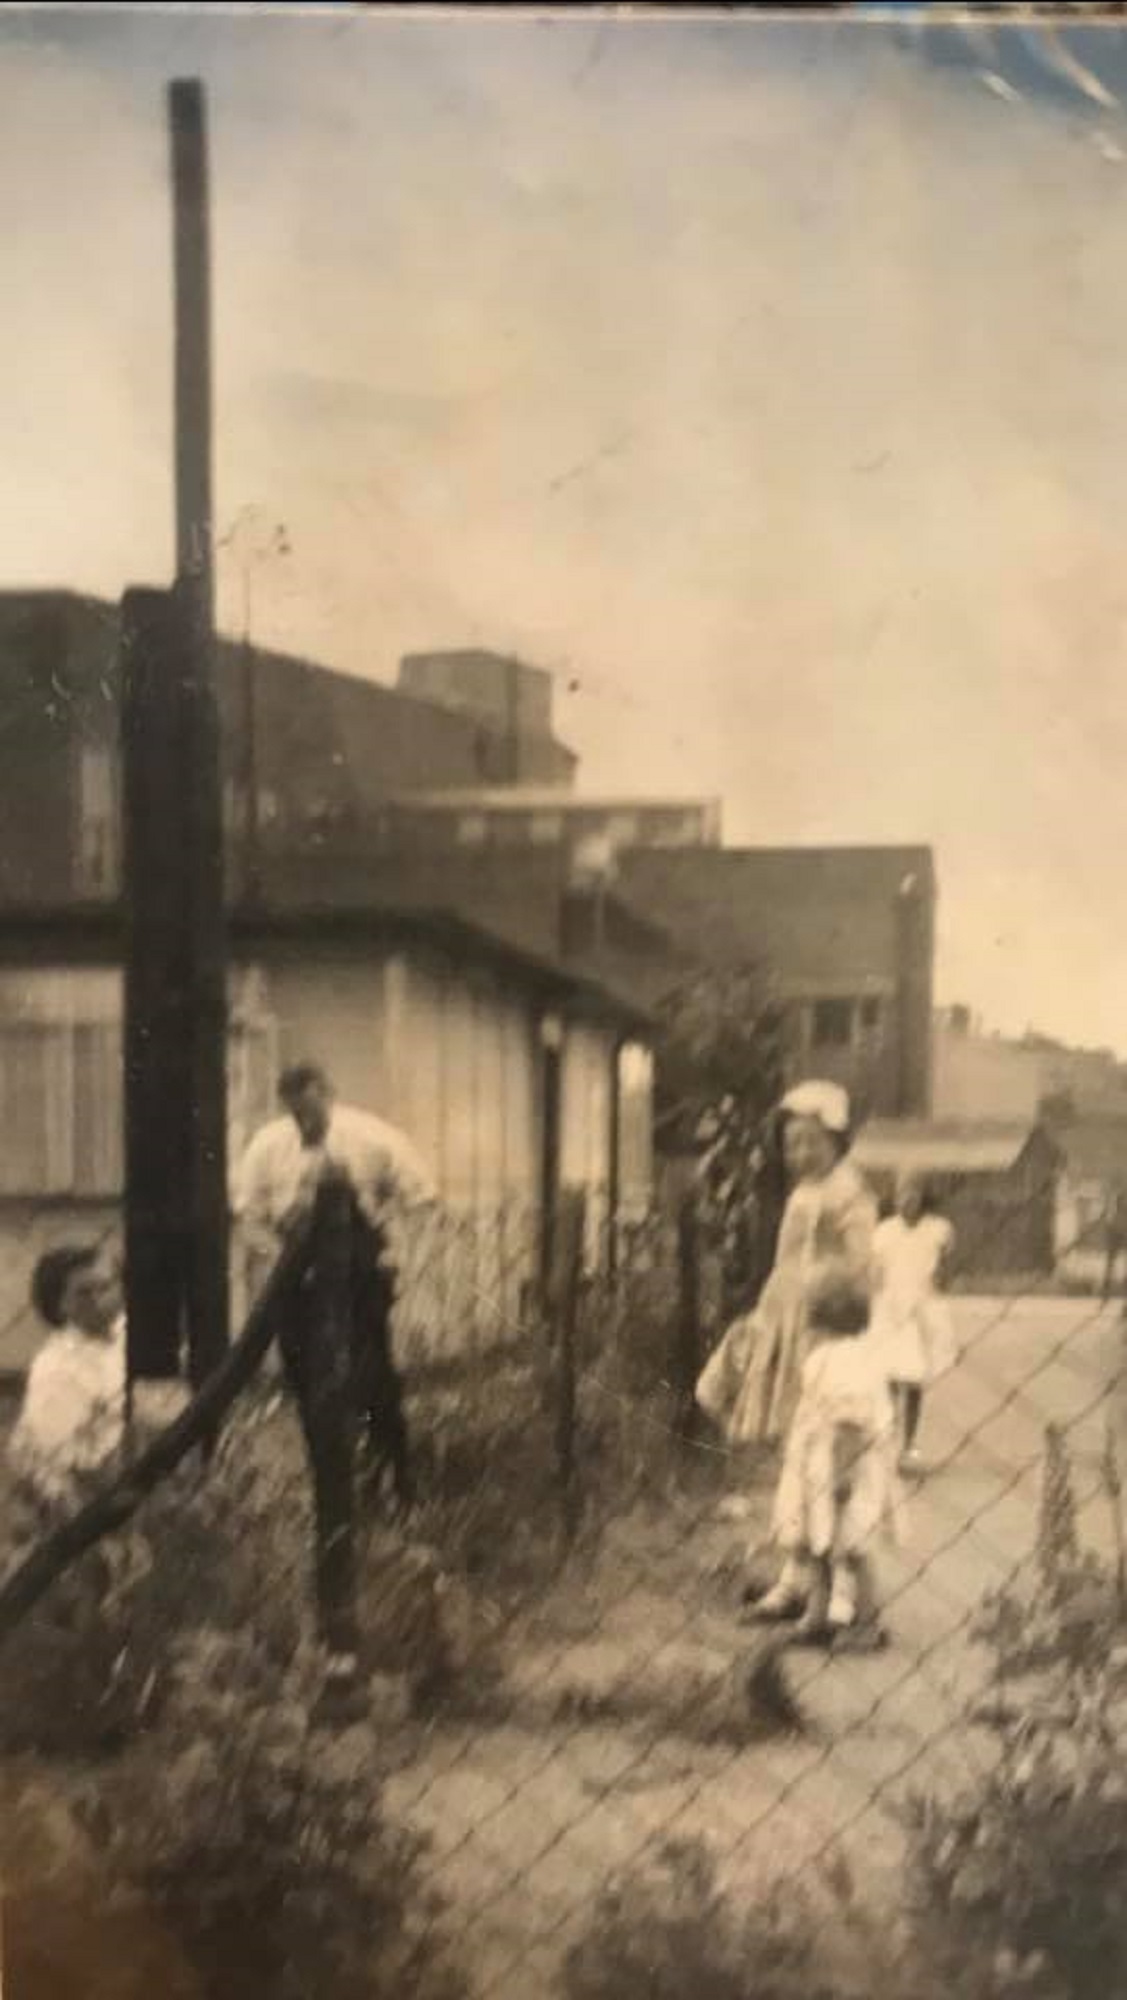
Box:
[2,5,1127,1049]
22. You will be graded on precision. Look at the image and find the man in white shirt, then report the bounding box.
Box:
[233,1062,436,1514]
[9,1245,127,1508]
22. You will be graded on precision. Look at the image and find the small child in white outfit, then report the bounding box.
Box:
[744,1277,903,1651]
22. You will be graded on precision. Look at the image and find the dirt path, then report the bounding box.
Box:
[386,1295,1127,1998]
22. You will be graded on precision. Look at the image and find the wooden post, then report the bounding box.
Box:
[121,587,192,1381]
[170,77,214,623]
[1103,1414,1127,1619]
[296,1173,361,1679]
[538,1025,563,1302]
[552,1188,585,1548]
[674,1185,701,1445]
[240,637,261,904]
[169,78,229,1386]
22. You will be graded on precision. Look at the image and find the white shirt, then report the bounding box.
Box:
[232,1103,436,1271]
[9,1317,127,1506]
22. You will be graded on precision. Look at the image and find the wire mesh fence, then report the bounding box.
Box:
[3,1174,1127,1998]
[370,1179,1127,1998]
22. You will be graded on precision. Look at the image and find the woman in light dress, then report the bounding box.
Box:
[696,1079,879,1450]
[871,1173,957,1475]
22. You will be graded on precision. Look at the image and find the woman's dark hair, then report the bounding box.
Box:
[778,1107,853,1161]
[31,1245,99,1329]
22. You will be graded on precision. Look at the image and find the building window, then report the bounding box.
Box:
[455,814,487,847]
[0,1018,122,1197]
[859,997,882,1033]
[812,999,854,1049]
[529,812,563,846]
[0,999,276,1198]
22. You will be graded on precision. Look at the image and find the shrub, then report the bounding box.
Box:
[906,1444,1127,2000]
[0,1390,463,1999]
[0,1389,307,1759]
[563,1839,901,2000]
[70,1627,460,2000]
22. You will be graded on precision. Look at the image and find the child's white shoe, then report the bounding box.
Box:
[741,1580,806,1625]
[828,1573,858,1630]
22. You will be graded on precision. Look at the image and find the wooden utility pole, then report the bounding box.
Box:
[121,79,229,1389]
[172,76,229,1387]
[122,587,194,1382]
[171,77,214,628]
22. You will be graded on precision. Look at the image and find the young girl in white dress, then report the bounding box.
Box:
[872,1175,957,1475]
[744,1275,903,1650]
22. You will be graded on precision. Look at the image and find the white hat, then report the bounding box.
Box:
[779,1079,851,1135]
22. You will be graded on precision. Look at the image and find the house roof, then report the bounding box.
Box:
[853,1118,1042,1177]
[1055,1115,1127,1188]
[0,899,654,1038]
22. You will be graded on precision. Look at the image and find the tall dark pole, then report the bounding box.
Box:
[170,77,230,1386]
[172,78,214,627]
[122,587,194,1383]
[123,81,229,1390]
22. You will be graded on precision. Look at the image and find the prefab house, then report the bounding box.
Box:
[0,904,654,1381]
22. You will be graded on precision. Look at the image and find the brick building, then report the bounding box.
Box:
[0,594,576,904]
[617,845,937,1119]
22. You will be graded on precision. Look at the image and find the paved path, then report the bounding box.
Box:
[387,1296,1126,1997]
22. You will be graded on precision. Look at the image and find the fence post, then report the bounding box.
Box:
[674,1185,702,1446]
[1103,1414,1127,1618]
[552,1188,586,1549]
[296,1172,364,1715]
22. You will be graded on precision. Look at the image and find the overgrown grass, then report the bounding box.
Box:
[0,1387,463,1999]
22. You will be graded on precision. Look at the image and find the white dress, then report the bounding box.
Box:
[871,1214,957,1387]
[771,1335,904,1559]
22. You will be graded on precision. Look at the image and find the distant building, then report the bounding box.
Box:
[932,1009,1044,1123]
[0,594,577,905]
[617,846,937,1119]
[933,1007,1127,1122]
[397,650,566,784]
[373,786,722,868]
